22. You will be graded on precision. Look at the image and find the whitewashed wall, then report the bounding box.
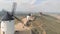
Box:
[1,20,14,34]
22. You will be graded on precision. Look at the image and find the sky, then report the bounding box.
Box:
[0,0,60,12]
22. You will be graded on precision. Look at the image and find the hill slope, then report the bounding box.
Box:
[0,14,60,34]
[31,14,60,34]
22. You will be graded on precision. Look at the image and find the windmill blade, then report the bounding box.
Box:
[14,16,23,23]
[11,2,23,23]
[11,2,17,16]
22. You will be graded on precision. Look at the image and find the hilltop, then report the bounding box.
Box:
[0,13,60,34]
[14,14,60,34]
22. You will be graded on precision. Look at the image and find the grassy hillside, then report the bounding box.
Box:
[0,14,60,34]
[31,14,60,34]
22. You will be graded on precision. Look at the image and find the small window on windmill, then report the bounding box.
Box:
[3,31,5,34]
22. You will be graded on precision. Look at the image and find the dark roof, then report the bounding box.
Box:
[2,12,14,21]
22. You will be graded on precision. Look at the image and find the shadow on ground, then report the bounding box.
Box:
[15,31,20,34]
[15,30,32,34]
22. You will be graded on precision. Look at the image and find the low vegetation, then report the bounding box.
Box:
[31,14,60,34]
[0,14,60,34]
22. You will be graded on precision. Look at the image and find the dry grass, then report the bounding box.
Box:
[49,14,60,20]
[0,14,60,34]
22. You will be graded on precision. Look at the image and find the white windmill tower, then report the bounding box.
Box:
[1,2,20,34]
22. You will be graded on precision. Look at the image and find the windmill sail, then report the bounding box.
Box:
[11,2,23,22]
[11,2,17,16]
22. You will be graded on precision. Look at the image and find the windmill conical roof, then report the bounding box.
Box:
[2,12,14,21]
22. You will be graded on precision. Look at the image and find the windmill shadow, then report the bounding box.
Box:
[15,31,21,34]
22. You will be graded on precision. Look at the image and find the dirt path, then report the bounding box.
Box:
[15,23,31,31]
[15,22,32,34]
[15,17,32,31]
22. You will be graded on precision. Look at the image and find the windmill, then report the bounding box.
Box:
[1,2,22,34]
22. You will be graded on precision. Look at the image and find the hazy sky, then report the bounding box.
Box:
[0,0,60,12]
